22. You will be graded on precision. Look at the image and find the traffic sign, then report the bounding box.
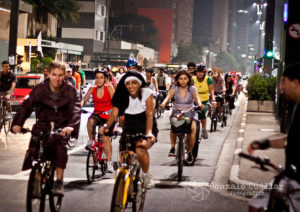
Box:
[288,23,300,39]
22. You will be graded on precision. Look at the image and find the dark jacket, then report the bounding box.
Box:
[12,78,81,138]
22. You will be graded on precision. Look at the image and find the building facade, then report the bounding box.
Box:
[58,0,108,66]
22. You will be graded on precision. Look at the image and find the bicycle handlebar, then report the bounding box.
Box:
[239,152,278,172]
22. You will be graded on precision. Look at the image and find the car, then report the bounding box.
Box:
[10,75,43,112]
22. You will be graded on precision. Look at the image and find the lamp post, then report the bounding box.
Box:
[253,0,267,72]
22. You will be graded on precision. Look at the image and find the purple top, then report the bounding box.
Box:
[172,85,197,111]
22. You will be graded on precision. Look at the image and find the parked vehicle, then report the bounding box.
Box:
[10,75,42,112]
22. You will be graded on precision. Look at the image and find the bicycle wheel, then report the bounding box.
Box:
[210,115,214,132]
[86,150,97,183]
[177,135,184,182]
[27,166,45,212]
[110,170,130,212]
[132,167,146,212]
[100,159,107,175]
[49,170,63,212]
[3,119,11,135]
[67,137,77,148]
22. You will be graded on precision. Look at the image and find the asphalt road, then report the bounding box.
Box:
[0,96,249,212]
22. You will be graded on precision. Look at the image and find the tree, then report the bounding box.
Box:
[214,51,240,72]
[24,0,79,35]
[172,41,202,64]
[109,13,159,50]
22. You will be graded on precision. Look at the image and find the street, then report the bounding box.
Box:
[0,95,249,212]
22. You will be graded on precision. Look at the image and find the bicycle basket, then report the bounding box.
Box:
[170,117,190,133]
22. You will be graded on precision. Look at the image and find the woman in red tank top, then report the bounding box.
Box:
[81,69,115,172]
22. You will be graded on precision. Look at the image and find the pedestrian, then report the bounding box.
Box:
[248,63,300,181]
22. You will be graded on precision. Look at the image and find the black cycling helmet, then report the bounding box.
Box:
[94,68,108,78]
[196,63,207,72]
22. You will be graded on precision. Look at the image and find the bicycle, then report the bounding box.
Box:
[210,105,218,132]
[239,152,300,212]
[171,106,201,181]
[24,127,68,212]
[82,109,117,183]
[110,133,147,212]
[0,96,12,134]
[155,90,167,119]
[219,95,229,128]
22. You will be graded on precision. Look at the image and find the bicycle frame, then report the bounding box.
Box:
[111,134,146,212]
[27,129,65,212]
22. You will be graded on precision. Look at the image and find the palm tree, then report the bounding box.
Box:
[24,0,79,36]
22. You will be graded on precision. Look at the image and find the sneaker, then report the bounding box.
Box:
[32,178,41,198]
[168,147,175,157]
[85,140,92,150]
[186,152,194,165]
[52,180,64,196]
[106,161,114,173]
[202,128,208,139]
[143,172,154,189]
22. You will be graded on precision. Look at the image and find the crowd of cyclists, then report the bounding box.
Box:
[2,58,245,197]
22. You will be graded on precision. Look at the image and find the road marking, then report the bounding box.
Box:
[0,174,210,187]
[234,148,242,154]
[237,137,244,142]
[67,144,85,155]
[260,129,277,132]
[239,129,245,133]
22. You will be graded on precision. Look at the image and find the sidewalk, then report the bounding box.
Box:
[228,100,285,198]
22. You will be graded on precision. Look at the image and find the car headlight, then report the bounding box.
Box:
[25,95,29,100]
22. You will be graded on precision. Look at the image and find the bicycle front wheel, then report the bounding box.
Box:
[27,166,45,212]
[110,170,130,212]
[49,192,63,212]
[86,150,97,183]
[177,135,184,182]
[132,167,146,212]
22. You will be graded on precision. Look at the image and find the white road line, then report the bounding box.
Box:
[67,144,85,155]
[0,174,210,187]
[13,144,86,177]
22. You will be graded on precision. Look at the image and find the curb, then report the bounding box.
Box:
[228,100,265,198]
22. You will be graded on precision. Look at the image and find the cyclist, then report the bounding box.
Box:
[75,64,86,88]
[156,68,170,91]
[212,67,226,120]
[248,63,300,181]
[156,68,170,109]
[0,60,16,120]
[65,64,76,87]
[81,68,115,172]
[192,64,216,139]
[187,62,196,76]
[11,60,81,196]
[145,68,159,95]
[71,64,81,92]
[224,73,236,110]
[161,70,204,164]
[101,71,158,189]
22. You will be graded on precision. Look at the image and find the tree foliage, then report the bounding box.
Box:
[109,13,159,50]
[214,51,241,72]
[24,0,79,24]
[172,41,202,64]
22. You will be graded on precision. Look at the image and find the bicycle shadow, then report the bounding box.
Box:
[154,174,192,189]
[160,158,209,167]
[64,175,113,191]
